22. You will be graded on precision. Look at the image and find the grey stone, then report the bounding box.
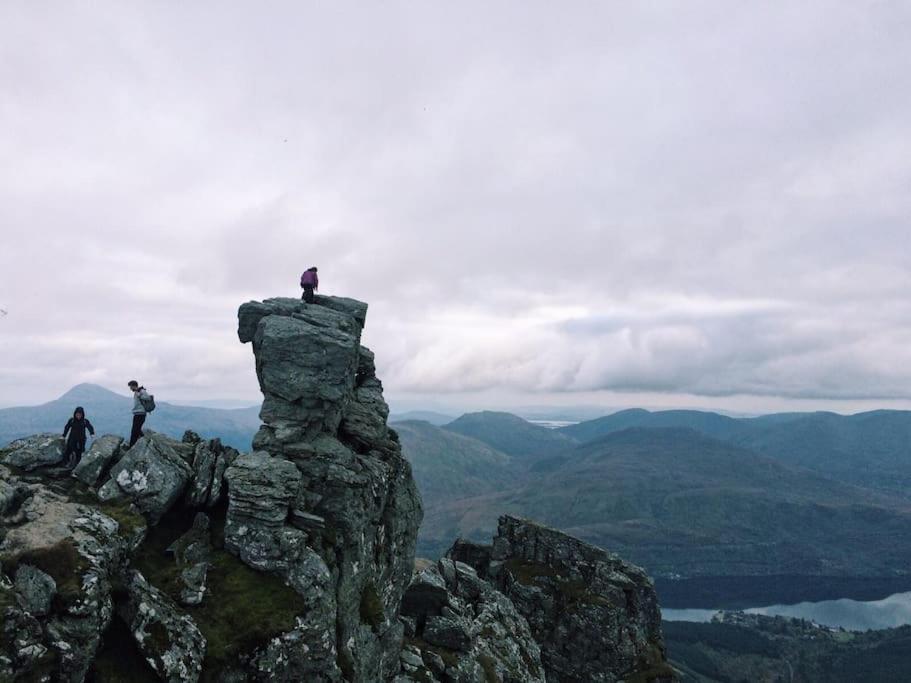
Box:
[1,434,65,470]
[483,515,671,683]
[73,434,124,487]
[97,432,193,523]
[118,570,206,683]
[224,451,300,571]
[14,564,56,616]
[400,558,544,682]
[424,615,472,652]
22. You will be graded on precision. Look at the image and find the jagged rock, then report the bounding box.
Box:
[167,512,212,606]
[97,432,193,523]
[224,451,301,571]
[14,564,56,616]
[1,434,65,470]
[399,558,545,683]
[237,295,423,682]
[339,377,389,450]
[0,474,30,519]
[0,466,145,681]
[73,434,124,487]
[453,515,674,683]
[185,437,238,508]
[117,570,206,683]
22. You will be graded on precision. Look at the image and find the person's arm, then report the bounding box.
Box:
[63,418,72,437]
[314,273,319,290]
[86,419,95,436]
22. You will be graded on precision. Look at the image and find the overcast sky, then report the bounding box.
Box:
[2,2,910,414]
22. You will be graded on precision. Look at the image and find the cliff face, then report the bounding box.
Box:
[445,516,674,683]
[0,294,673,683]
[232,296,423,680]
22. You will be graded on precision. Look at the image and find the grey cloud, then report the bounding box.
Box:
[2,2,911,409]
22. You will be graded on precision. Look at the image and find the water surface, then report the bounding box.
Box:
[663,591,911,631]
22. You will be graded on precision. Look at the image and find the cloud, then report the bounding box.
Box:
[2,2,911,409]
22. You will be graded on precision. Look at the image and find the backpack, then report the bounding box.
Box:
[140,392,156,412]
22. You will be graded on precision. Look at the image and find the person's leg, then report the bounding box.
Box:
[63,440,76,468]
[304,285,315,303]
[130,414,146,446]
[71,441,84,468]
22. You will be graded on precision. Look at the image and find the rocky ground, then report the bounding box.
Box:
[0,295,675,682]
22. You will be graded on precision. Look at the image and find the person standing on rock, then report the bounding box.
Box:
[128,380,154,446]
[300,266,319,303]
[62,406,95,469]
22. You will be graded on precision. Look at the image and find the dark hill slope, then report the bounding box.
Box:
[0,383,260,450]
[443,410,576,458]
[421,428,911,578]
[395,420,515,503]
[732,410,911,495]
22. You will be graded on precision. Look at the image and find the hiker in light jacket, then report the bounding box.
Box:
[300,266,319,303]
[62,406,95,469]
[128,380,151,446]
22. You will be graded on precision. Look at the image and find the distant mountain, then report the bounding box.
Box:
[443,411,577,458]
[558,408,746,443]
[389,410,455,426]
[0,383,261,450]
[560,408,911,497]
[419,428,911,578]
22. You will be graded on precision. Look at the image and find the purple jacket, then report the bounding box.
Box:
[300,270,318,288]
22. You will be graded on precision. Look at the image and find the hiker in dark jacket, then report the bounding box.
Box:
[128,380,152,446]
[300,266,319,303]
[62,406,95,469]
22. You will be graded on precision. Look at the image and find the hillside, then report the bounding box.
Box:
[560,408,911,497]
[419,428,911,578]
[443,410,577,457]
[395,420,514,503]
[666,613,911,683]
[0,383,260,450]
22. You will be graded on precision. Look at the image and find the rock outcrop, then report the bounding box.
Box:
[1,434,65,470]
[448,515,675,683]
[398,557,545,682]
[230,296,423,681]
[0,463,146,681]
[73,434,124,487]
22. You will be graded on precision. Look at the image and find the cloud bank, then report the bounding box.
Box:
[2,2,910,411]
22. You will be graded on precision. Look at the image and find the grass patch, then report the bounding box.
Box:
[131,506,308,681]
[1,538,89,608]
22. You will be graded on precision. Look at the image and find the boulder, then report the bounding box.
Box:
[398,558,545,683]
[13,564,56,616]
[185,437,238,508]
[1,434,65,470]
[97,433,193,523]
[117,570,206,682]
[224,451,301,571]
[73,434,124,487]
